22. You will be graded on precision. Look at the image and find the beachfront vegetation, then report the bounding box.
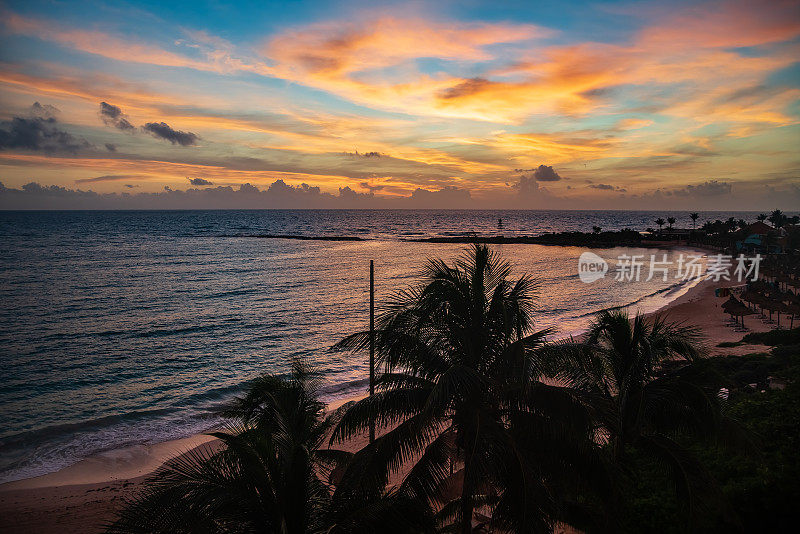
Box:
[107,362,433,533]
[619,337,800,532]
[544,310,745,530]
[109,245,795,533]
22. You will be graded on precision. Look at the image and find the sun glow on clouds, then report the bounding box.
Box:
[0,0,798,208]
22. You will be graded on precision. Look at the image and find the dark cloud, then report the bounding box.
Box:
[142,122,199,146]
[0,114,91,154]
[672,180,732,197]
[105,143,117,152]
[2,178,798,211]
[266,179,324,200]
[360,182,385,192]
[409,186,471,207]
[75,174,146,184]
[515,174,541,197]
[30,102,60,119]
[532,164,562,181]
[589,183,627,192]
[99,102,135,131]
[344,151,382,158]
[338,186,374,201]
[188,177,213,186]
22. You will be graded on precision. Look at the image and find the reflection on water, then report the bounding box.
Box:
[0,210,719,482]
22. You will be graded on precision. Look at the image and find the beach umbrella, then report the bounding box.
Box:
[759,298,780,322]
[733,300,755,325]
[786,303,800,330]
[740,290,764,310]
[761,298,791,326]
[722,296,752,326]
[721,296,738,324]
[721,296,738,312]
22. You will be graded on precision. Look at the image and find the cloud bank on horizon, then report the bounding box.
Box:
[0,0,798,209]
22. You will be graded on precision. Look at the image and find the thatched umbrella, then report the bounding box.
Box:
[760,298,790,326]
[722,296,754,327]
[786,303,800,330]
[740,289,764,310]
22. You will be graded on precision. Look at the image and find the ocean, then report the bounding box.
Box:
[0,209,756,483]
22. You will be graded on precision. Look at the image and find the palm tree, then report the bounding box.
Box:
[544,310,739,528]
[690,213,699,229]
[666,216,676,230]
[332,245,613,533]
[769,209,786,228]
[109,363,431,533]
[592,225,602,234]
[655,218,665,233]
[757,213,768,223]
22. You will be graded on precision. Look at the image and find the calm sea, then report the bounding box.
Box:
[0,209,757,482]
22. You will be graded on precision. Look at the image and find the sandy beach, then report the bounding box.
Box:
[0,277,779,533]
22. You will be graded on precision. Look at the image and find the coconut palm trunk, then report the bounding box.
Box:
[331,245,615,533]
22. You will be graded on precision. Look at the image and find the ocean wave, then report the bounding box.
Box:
[570,277,693,320]
[317,377,370,400]
[218,233,365,241]
[0,408,221,484]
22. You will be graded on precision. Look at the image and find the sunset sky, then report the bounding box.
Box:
[0,0,798,209]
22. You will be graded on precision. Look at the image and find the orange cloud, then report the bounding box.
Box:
[260,16,551,121]
[1,2,798,200]
[0,153,357,188]
[264,17,545,75]
[438,2,799,122]
[250,2,800,124]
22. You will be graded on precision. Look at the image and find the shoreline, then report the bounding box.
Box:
[0,243,711,491]
[0,392,369,493]
[0,270,776,533]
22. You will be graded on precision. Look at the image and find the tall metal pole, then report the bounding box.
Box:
[369,260,375,444]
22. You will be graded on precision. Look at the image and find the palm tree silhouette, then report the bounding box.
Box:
[655,218,665,233]
[690,213,699,229]
[769,209,785,228]
[592,225,602,234]
[667,217,676,230]
[109,362,432,533]
[332,245,612,533]
[757,213,767,223]
[544,310,740,528]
